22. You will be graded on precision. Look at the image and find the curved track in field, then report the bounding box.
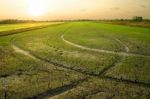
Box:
[11,36,150,98]
[11,43,150,87]
[9,25,150,98]
[1,22,149,99]
[114,38,130,52]
[61,35,150,58]
[12,45,37,60]
[26,78,88,99]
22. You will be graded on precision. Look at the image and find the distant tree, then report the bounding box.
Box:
[133,16,143,22]
[0,19,37,24]
[120,19,124,21]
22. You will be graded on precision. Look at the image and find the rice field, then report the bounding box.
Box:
[0,21,150,99]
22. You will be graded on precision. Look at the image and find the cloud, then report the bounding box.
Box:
[110,7,120,10]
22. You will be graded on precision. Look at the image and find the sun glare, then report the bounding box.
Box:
[27,0,47,16]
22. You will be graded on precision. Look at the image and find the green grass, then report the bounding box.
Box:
[0,22,55,32]
[0,21,150,99]
[65,22,150,55]
[64,22,124,52]
[0,22,63,36]
[0,41,85,99]
[105,56,150,83]
[52,77,150,99]
[13,23,119,74]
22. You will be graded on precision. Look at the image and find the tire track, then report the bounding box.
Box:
[11,44,150,88]
[104,76,150,88]
[98,56,125,76]
[11,43,98,76]
[25,78,88,99]
[114,38,130,53]
[61,35,150,58]
[12,45,37,60]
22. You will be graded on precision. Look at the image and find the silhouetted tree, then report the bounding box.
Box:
[133,16,143,22]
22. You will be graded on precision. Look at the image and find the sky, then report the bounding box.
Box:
[0,0,150,20]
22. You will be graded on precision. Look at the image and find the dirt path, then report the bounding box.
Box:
[114,38,130,52]
[61,35,150,58]
[12,45,37,60]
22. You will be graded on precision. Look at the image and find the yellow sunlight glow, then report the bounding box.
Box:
[27,0,47,16]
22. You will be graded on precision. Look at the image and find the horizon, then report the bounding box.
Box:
[0,0,150,20]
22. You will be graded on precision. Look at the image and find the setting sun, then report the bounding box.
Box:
[0,0,150,20]
[27,0,47,16]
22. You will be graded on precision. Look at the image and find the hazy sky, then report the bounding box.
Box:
[0,0,150,20]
